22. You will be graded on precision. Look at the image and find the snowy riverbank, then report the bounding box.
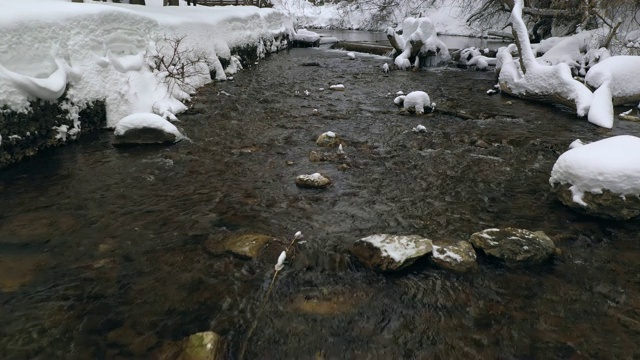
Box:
[0,0,293,167]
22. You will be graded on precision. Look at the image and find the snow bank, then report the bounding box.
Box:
[273,0,488,35]
[0,0,293,129]
[550,135,640,205]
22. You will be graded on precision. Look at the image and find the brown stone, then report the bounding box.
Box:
[0,253,51,292]
[553,183,640,220]
[430,240,478,273]
[350,234,433,272]
[205,233,275,259]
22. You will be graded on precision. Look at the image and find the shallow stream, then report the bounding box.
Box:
[1,47,640,359]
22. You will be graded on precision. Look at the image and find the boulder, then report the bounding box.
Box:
[316,131,340,147]
[430,240,477,273]
[295,173,331,189]
[469,228,555,267]
[113,113,185,146]
[350,234,433,272]
[554,184,640,220]
[550,136,640,220]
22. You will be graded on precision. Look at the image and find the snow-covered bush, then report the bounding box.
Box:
[150,34,210,100]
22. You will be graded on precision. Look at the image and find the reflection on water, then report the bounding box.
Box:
[1,47,640,359]
[313,28,510,50]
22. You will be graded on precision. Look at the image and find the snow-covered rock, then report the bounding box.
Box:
[430,240,477,273]
[382,63,389,73]
[295,173,331,189]
[350,234,433,272]
[316,131,339,147]
[292,28,320,46]
[412,124,427,133]
[394,91,433,114]
[329,84,345,91]
[550,135,640,220]
[113,113,185,146]
[469,228,555,267]
[387,17,450,70]
[346,52,356,60]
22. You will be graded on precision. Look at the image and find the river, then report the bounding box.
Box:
[1,45,640,359]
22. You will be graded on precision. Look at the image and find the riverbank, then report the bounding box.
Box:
[0,0,293,168]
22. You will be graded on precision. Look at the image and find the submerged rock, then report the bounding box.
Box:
[157,331,226,360]
[430,240,477,273]
[0,253,52,292]
[469,228,555,267]
[350,234,433,272]
[205,233,275,259]
[295,173,331,189]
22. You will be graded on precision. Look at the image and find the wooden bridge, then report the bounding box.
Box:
[197,0,270,7]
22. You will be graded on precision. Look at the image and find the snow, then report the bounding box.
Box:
[273,0,488,35]
[394,91,432,114]
[114,113,185,141]
[0,0,293,129]
[360,234,431,263]
[498,0,593,120]
[550,135,640,206]
[388,17,450,70]
[292,28,320,43]
[329,84,345,91]
[346,52,356,60]
[432,245,463,263]
[586,56,640,102]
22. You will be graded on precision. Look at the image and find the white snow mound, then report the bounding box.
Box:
[114,113,184,141]
[549,135,640,205]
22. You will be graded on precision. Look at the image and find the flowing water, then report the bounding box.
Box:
[1,46,640,359]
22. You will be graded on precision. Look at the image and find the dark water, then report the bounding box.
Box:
[2,47,640,359]
[312,28,510,50]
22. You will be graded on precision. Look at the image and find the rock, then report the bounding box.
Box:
[112,113,185,146]
[290,287,369,315]
[430,240,478,273]
[350,234,433,272]
[308,150,324,162]
[205,233,275,259]
[474,140,490,148]
[0,211,79,244]
[181,332,225,360]
[0,253,51,292]
[329,84,345,91]
[469,228,555,267]
[550,135,640,220]
[553,184,640,220]
[157,331,226,360]
[295,173,331,189]
[316,131,339,147]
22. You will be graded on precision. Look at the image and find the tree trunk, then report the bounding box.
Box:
[130,0,146,4]
[164,0,179,5]
[71,0,83,2]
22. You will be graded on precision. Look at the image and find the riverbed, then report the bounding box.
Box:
[1,47,640,359]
